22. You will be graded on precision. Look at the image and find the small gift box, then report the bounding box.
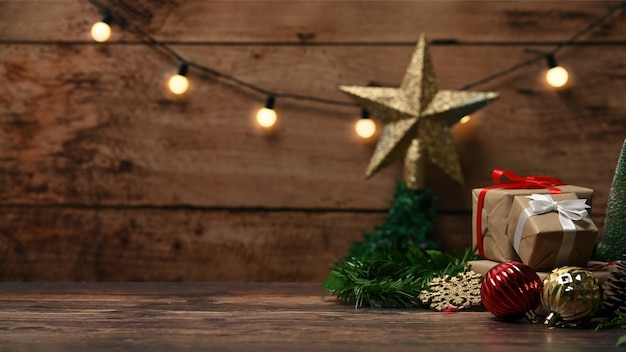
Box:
[472,169,594,263]
[507,193,598,271]
[468,259,614,284]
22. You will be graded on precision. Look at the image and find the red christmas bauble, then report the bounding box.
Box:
[480,261,543,322]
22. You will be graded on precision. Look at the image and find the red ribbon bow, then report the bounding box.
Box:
[475,169,565,258]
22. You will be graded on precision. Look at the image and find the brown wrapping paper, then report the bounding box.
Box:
[471,185,594,263]
[468,260,613,285]
[507,193,598,271]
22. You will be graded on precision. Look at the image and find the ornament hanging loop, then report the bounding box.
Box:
[524,310,539,324]
[544,312,559,328]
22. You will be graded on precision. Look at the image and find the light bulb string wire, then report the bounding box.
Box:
[86,0,624,105]
[87,0,358,107]
[460,0,625,90]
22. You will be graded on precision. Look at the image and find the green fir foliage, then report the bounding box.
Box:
[599,139,626,261]
[596,311,626,346]
[349,183,438,256]
[322,246,478,309]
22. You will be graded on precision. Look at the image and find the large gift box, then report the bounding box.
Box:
[472,169,594,265]
[507,193,598,271]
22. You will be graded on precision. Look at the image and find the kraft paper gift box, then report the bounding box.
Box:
[468,259,614,285]
[472,183,594,264]
[506,193,598,271]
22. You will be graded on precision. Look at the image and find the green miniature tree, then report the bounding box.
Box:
[322,182,478,308]
[598,139,626,261]
[348,183,438,257]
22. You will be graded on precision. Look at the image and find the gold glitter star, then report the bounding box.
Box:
[340,34,499,189]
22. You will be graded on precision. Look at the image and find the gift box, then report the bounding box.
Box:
[507,193,598,271]
[472,169,594,264]
[468,259,614,285]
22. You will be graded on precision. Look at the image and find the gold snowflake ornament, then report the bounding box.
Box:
[419,270,483,311]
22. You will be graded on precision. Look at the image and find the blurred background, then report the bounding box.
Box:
[0,0,624,281]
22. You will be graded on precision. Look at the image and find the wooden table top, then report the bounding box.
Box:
[0,282,623,351]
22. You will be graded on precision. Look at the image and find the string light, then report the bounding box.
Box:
[90,10,111,42]
[545,54,569,88]
[168,63,190,95]
[355,109,376,139]
[84,0,625,123]
[256,96,277,128]
[459,1,624,91]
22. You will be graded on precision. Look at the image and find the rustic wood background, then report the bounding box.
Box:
[0,0,625,281]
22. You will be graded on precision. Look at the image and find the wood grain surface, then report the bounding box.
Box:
[0,1,625,281]
[2,1,624,43]
[0,282,623,351]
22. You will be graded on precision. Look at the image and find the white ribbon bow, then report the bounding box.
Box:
[526,194,589,220]
[513,194,590,267]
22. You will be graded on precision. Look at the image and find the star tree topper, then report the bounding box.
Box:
[340,34,499,189]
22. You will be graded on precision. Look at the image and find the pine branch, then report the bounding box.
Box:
[349,183,438,256]
[323,246,478,309]
[596,311,626,346]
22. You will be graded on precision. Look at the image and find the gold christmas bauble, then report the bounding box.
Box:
[541,266,601,328]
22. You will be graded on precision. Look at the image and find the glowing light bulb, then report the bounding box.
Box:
[168,75,189,94]
[91,22,111,42]
[256,96,277,128]
[256,108,277,128]
[459,115,471,124]
[355,110,376,139]
[546,66,569,88]
[91,12,112,42]
[168,64,189,95]
[355,119,376,138]
[545,54,569,88]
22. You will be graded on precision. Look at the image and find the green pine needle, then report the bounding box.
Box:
[595,311,626,346]
[324,181,477,308]
[349,183,438,256]
[323,246,478,309]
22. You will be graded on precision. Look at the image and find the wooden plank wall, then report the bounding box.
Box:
[0,0,625,282]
